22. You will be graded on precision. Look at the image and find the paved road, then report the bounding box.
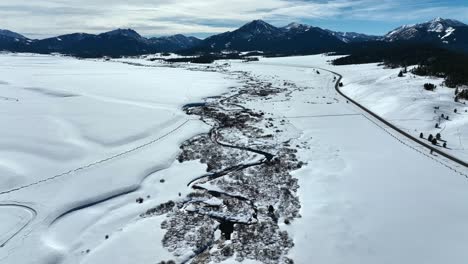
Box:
[257,61,467,169]
[329,69,468,169]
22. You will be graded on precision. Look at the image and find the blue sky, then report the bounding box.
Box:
[301,0,468,35]
[0,0,467,39]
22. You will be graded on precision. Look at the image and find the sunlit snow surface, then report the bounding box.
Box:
[225,57,468,264]
[0,53,236,263]
[0,53,468,264]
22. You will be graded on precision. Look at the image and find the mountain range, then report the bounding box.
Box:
[0,17,467,57]
[0,29,202,57]
[194,20,346,54]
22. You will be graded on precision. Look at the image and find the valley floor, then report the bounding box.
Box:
[262,55,468,164]
[0,54,467,264]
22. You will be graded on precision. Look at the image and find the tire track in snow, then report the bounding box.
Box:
[0,119,193,196]
[0,204,37,248]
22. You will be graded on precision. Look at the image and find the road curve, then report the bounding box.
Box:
[251,61,467,169]
[328,69,468,168]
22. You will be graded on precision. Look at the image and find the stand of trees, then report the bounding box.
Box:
[332,41,468,88]
[165,53,243,64]
[424,83,437,91]
[456,89,468,101]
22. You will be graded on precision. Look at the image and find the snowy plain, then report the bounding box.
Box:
[0,53,237,264]
[0,53,467,264]
[224,58,468,264]
[261,55,468,163]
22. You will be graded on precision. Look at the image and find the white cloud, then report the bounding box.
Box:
[0,0,465,38]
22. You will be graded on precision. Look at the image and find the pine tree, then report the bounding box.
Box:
[424,83,436,91]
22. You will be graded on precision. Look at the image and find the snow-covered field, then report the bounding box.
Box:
[0,54,236,263]
[226,59,468,264]
[261,55,468,163]
[1,53,468,264]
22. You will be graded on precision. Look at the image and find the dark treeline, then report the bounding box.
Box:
[164,53,243,64]
[332,41,468,88]
[164,53,264,64]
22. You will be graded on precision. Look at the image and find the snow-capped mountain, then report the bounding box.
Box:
[1,17,467,57]
[385,18,466,41]
[198,20,284,51]
[282,22,311,32]
[197,20,346,53]
[384,18,468,52]
[237,19,284,37]
[328,31,380,43]
[282,23,379,43]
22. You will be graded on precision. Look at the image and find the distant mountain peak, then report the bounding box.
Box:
[101,28,142,39]
[148,34,202,51]
[284,22,301,29]
[428,17,465,26]
[384,17,468,48]
[238,20,279,34]
[424,18,466,33]
[283,22,311,31]
[248,19,270,26]
[0,29,28,40]
[327,30,380,43]
[387,18,466,37]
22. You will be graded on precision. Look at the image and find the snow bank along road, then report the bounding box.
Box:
[1,54,468,264]
[332,70,468,169]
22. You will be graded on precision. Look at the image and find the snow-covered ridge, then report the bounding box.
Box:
[384,17,467,42]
